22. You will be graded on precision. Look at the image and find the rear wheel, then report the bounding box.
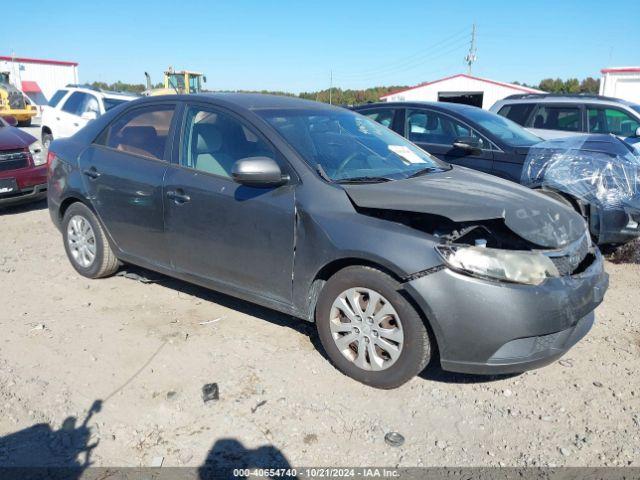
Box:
[62,203,119,278]
[316,266,431,389]
[18,118,32,127]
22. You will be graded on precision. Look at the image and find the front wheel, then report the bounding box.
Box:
[62,202,119,278]
[316,266,432,389]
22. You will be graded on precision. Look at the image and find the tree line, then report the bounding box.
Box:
[87,77,601,103]
[514,77,600,94]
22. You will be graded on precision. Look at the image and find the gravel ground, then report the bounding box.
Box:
[0,125,639,469]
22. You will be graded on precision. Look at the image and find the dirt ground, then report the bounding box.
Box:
[1,130,639,469]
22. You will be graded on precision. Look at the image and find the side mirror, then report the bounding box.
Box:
[81,111,98,121]
[232,156,287,188]
[1,115,18,127]
[453,136,483,154]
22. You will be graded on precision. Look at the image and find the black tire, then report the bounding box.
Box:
[62,202,119,279]
[18,118,32,127]
[316,266,431,389]
[42,133,53,150]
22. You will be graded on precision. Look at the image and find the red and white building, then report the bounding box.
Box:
[380,73,544,109]
[0,55,79,106]
[600,67,640,104]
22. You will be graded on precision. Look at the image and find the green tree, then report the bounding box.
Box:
[580,77,600,94]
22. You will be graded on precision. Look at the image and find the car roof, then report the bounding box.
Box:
[354,101,483,114]
[129,92,347,112]
[498,94,640,108]
[62,86,139,100]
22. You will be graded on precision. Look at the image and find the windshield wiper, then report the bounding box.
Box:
[335,176,394,184]
[408,166,445,178]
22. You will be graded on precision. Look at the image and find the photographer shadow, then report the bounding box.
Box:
[198,438,294,479]
[0,400,102,479]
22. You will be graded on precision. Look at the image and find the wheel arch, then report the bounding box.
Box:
[305,257,442,361]
[58,195,94,222]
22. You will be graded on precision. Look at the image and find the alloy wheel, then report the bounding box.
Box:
[67,215,97,268]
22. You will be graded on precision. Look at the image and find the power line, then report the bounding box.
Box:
[333,39,470,82]
[332,40,469,83]
[332,26,471,80]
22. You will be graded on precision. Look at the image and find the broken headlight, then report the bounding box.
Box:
[29,142,45,166]
[436,245,560,286]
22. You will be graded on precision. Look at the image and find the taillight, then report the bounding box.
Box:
[47,151,57,165]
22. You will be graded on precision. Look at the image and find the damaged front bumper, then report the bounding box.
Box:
[404,247,608,375]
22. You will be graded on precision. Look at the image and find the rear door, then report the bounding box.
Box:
[79,103,177,267]
[163,103,296,304]
[524,103,584,139]
[404,108,494,174]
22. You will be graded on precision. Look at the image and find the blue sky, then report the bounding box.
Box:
[7,0,640,92]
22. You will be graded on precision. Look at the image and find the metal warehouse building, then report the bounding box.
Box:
[600,67,640,104]
[0,55,79,105]
[381,73,544,109]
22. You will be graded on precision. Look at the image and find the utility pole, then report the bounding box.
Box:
[329,70,333,105]
[465,23,477,75]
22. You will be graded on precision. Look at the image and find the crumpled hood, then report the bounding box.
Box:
[343,166,586,248]
[0,126,35,150]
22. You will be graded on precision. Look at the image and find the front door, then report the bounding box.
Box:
[163,104,296,304]
[405,108,494,174]
[79,103,177,266]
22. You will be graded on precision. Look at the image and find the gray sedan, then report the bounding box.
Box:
[47,94,608,388]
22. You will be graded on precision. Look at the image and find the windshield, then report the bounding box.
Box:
[48,90,68,107]
[258,109,449,181]
[463,107,541,147]
[103,98,128,111]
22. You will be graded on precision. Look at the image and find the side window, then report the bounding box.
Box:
[360,109,395,129]
[406,109,487,148]
[61,92,88,116]
[497,103,535,126]
[48,89,68,107]
[528,105,582,131]
[588,107,640,136]
[181,106,275,178]
[97,105,175,160]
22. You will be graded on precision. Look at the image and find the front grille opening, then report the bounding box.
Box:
[572,252,596,276]
[0,149,30,172]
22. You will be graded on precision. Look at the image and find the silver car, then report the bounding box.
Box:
[491,94,640,143]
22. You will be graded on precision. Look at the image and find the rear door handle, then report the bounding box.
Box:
[166,190,191,204]
[82,168,101,179]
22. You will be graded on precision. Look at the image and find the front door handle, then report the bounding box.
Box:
[166,190,191,204]
[82,168,101,179]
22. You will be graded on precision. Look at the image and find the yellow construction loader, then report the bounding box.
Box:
[143,67,206,96]
[0,72,37,126]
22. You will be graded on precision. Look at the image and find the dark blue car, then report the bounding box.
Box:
[354,102,640,245]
